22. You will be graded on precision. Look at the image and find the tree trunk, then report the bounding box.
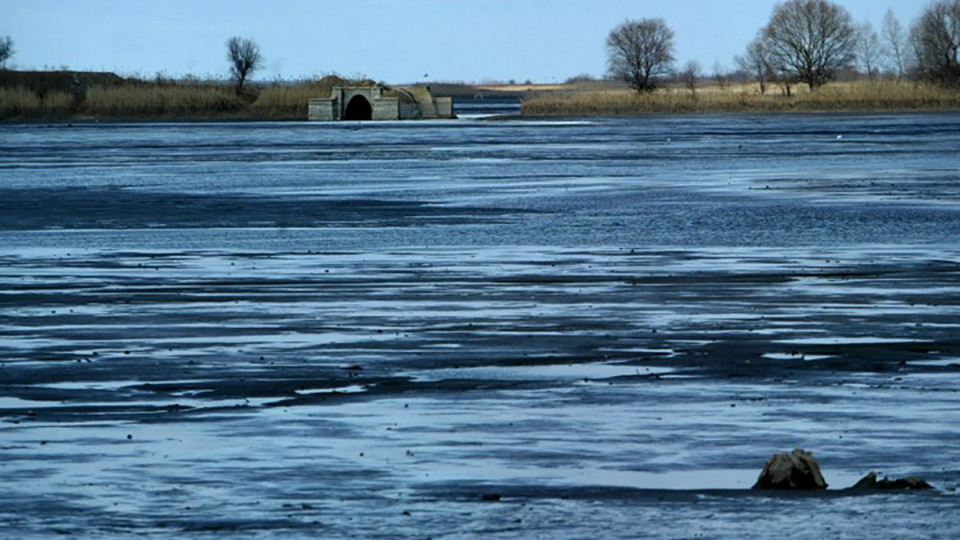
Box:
[235,74,246,96]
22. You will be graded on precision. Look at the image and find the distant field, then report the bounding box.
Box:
[523,79,960,116]
[477,83,574,92]
[476,79,624,94]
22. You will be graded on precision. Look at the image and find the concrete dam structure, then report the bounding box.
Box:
[308,86,454,121]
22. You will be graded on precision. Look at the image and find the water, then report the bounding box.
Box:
[1,114,959,538]
[2,114,958,250]
[453,96,522,117]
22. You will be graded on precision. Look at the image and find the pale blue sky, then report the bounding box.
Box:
[2,0,925,83]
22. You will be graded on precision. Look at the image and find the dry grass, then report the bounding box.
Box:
[0,79,243,118]
[251,84,319,119]
[0,87,76,116]
[83,84,243,117]
[522,80,960,116]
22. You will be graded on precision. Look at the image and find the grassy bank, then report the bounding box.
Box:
[522,80,960,116]
[6,73,959,120]
[0,73,375,120]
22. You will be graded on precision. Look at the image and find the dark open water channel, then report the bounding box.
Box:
[1,114,959,538]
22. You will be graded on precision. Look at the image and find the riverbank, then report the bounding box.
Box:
[0,71,526,122]
[522,80,960,116]
[0,72,381,121]
[7,73,956,121]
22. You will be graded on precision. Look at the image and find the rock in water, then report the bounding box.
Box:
[851,471,933,491]
[753,448,828,490]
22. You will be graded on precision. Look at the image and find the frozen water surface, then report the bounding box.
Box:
[1,114,960,537]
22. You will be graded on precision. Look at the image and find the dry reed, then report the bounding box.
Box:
[522,80,960,116]
[0,87,76,116]
[82,84,243,117]
[0,74,368,120]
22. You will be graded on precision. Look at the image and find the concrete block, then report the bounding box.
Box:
[308,99,337,121]
[372,97,399,121]
[435,97,453,118]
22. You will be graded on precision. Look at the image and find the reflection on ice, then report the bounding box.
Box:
[295,385,366,395]
[778,337,931,345]
[762,353,833,361]
[406,362,673,382]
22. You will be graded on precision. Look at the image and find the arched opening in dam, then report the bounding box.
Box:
[343,95,373,120]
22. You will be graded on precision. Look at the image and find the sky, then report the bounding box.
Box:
[1,0,926,83]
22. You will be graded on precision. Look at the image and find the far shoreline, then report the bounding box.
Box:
[520,80,960,117]
[3,72,959,123]
[4,109,960,125]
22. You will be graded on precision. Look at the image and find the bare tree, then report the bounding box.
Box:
[680,60,702,97]
[226,36,263,96]
[735,34,774,94]
[763,0,857,90]
[0,36,14,69]
[773,65,797,96]
[606,18,676,93]
[855,20,882,79]
[909,0,960,87]
[881,9,907,79]
[712,60,729,89]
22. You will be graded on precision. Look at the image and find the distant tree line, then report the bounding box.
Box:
[910,0,960,86]
[607,0,960,93]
